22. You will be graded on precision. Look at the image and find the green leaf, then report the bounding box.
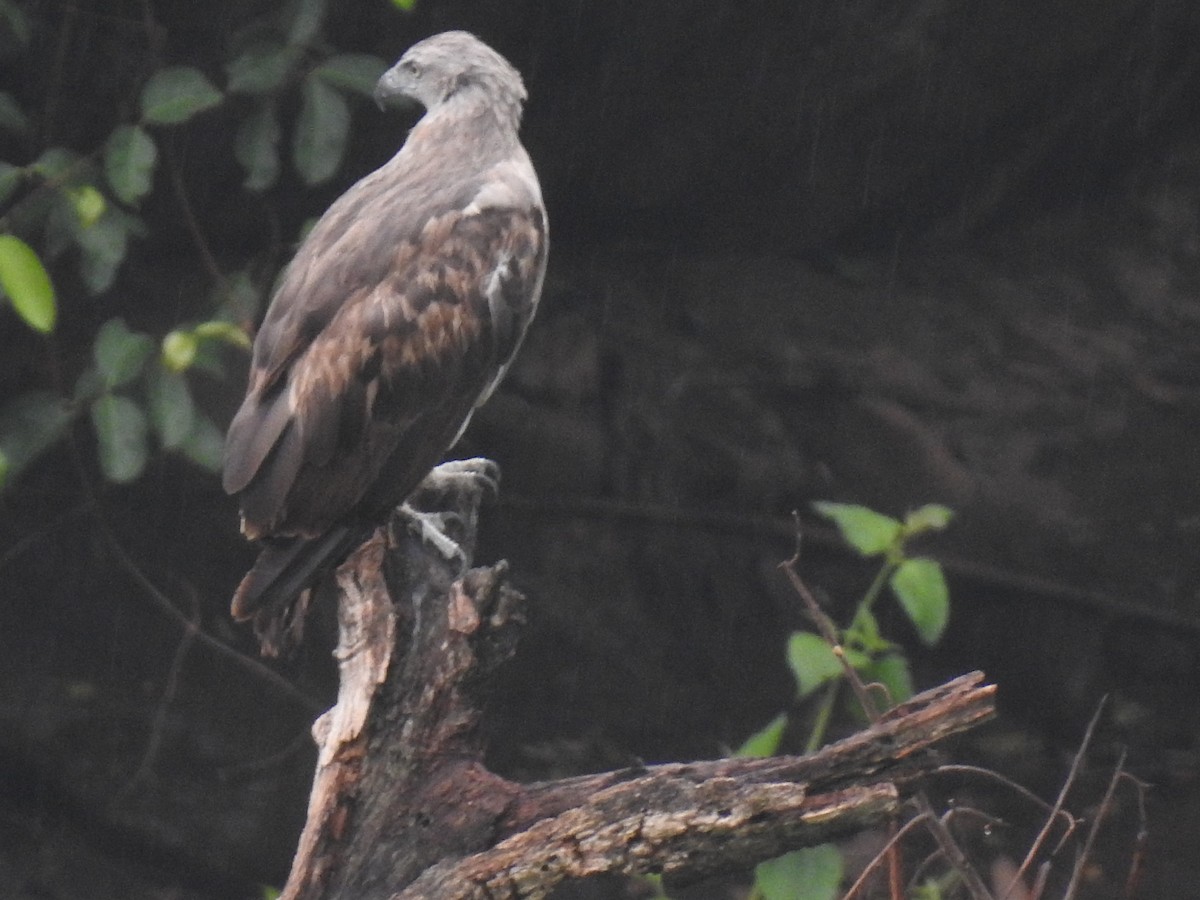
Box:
[234,102,282,192]
[161,329,198,372]
[0,1,31,45]
[860,653,914,706]
[187,338,229,378]
[0,161,23,206]
[90,393,148,483]
[226,42,295,94]
[889,557,949,645]
[0,90,30,135]
[755,845,843,900]
[104,125,157,205]
[314,53,388,97]
[912,880,946,900]
[140,66,222,125]
[68,184,106,228]
[0,234,56,333]
[76,208,140,294]
[178,412,224,473]
[31,146,79,180]
[146,365,195,450]
[735,712,787,758]
[77,217,127,293]
[904,503,954,535]
[213,270,262,322]
[0,448,7,488]
[94,318,154,389]
[73,365,105,403]
[389,0,417,10]
[0,391,73,484]
[194,318,252,349]
[846,606,890,654]
[812,501,902,557]
[292,73,349,186]
[286,0,327,46]
[786,632,843,699]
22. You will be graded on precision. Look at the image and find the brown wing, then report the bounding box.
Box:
[226,201,546,541]
[220,163,463,500]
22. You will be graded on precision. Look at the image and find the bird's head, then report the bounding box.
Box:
[374,31,527,122]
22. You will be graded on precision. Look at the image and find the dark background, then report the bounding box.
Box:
[2,0,1199,896]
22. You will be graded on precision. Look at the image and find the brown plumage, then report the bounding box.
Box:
[222,32,547,628]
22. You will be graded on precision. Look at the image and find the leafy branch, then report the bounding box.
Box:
[731,501,955,900]
[0,0,394,489]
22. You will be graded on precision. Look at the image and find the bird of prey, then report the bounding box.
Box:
[222,31,547,638]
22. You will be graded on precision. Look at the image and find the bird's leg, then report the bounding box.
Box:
[399,458,502,567]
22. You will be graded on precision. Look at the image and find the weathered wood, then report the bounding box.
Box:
[278,465,997,899]
[403,782,897,899]
[399,672,994,899]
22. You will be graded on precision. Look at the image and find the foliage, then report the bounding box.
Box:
[0,233,55,332]
[752,844,843,900]
[0,0,393,490]
[731,501,955,899]
[740,501,954,755]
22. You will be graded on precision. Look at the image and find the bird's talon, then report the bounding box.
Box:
[401,505,469,565]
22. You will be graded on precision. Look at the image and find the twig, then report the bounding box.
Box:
[112,580,201,806]
[933,765,1079,834]
[779,538,879,719]
[1005,697,1107,899]
[781,533,992,899]
[96,512,322,714]
[1063,748,1126,899]
[60,415,321,715]
[843,808,932,899]
[1122,773,1150,899]
[913,792,996,900]
[164,143,225,283]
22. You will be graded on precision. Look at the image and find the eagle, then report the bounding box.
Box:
[222,31,547,640]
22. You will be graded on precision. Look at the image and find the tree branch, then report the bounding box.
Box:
[274,464,997,899]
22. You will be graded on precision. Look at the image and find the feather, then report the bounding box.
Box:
[230,524,365,623]
[222,31,547,629]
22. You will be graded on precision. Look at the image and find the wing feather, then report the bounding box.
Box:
[221,386,295,495]
[225,190,546,539]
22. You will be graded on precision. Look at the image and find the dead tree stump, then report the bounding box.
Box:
[275,467,997,899]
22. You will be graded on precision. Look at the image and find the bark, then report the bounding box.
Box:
[278,468,997,899]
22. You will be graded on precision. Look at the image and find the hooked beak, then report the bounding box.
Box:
[374,65,421,112]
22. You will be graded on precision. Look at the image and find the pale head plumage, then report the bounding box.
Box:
[375,31,527,128]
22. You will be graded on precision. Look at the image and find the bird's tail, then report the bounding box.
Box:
[232,523,372,633]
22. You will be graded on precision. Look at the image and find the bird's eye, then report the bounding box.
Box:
[402,59,421,75]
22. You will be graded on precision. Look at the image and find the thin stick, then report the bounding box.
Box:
[1122,773,1150,899]
[934,765,1079,837]
[783,527,995,899]
[1063,749,1126,899]
[1004,697,1107,899]
[843,810,932,899]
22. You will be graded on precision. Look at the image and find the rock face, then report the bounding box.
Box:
[466,4,1200,895]
[2,1,1200,897]
[511,0,1196,247]
[465,0,1200,727]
